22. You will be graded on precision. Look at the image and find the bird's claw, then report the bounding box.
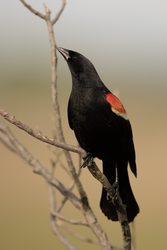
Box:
[81,153,94,168]
[112,180,119,201]
[106,179,119,203]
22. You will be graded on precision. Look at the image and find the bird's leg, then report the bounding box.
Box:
[112,165,119,201]
[81,152,94,168]
[107,164,120,203]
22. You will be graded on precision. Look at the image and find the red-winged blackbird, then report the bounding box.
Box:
[57,47,139,222]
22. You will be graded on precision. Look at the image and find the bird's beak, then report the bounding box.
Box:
[57,47,70,60]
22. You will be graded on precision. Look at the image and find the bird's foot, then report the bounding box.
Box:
[81,153,94,168]
[106,181,119,203]
[112,180,119,201]
[106,168,119,204]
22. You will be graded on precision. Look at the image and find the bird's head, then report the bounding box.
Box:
[57,47,103,87]
[57,47,93,76]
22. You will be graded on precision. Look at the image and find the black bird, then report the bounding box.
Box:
[57,47,139,222]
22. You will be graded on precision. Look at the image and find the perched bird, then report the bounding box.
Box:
[57,47,139,222]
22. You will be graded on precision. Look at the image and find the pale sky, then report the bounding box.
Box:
[0,0,167,89]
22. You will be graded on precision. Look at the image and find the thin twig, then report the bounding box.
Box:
[56,180,76,212]
[47,181,79,250]
[20,0,45,19]
[59,222,99,244]
[0,108,86,158]
[50,148,71,176]
[52,211,88,226]
[47,182,79,250]
[43,3,62,139]
[56,161,82,213]
[0,122,18,154]
[52,0,66,25]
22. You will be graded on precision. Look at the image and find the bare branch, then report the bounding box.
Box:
[0,121,82,211]
[0,108,86,158]
[43,3,62,139]
[59,223,99,244]
[61,223,123,250]
[47,182,79,250]
[52,0,66,25]
[56,164,82,213]
[52,211,88,226]
[20,0,45,19]
[56,180,76,212]
[50,148,71,176]
[0,119,112,249]
[0,122,18,154]
[0,114,116,249]
[50,218,79,250]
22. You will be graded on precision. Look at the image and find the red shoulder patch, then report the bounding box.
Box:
[106,93,126,113]
[106,93,128,120]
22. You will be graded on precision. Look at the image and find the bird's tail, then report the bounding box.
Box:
[100,160,139,222]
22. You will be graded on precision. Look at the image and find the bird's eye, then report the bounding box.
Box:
[72,56,77,61]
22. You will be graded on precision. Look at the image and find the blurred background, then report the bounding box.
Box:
[0,0,167,249]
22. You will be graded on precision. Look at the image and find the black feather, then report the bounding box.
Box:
[58,47,139,222]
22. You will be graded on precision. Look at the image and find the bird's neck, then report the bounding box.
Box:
[72,73,104,89]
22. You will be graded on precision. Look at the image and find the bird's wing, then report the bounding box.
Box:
[105,93,137,176]
[106,93,128,120]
